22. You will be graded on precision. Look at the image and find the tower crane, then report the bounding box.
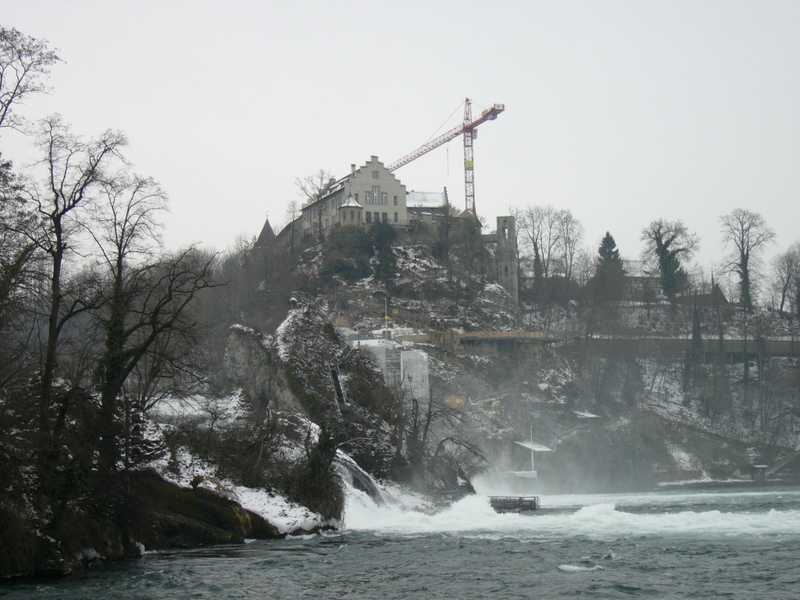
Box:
[388,98,505,216]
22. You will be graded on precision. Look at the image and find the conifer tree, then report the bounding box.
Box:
[591,232,626,301]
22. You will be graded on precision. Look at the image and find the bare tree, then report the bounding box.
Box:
[76,168,223,470]
[295,169,333,203]
[515,205,561,280]
[433,192,459,265]
[0,27,59,383]
[95,245,217,470]
[773,240,800,317]
[87,174,166,409]
[296,169,334,243]
[641,218,699,301]
[0,26,60,131]
[23,116,126,440]
[573,246,595,290]
[0,157,38,383]
[720,208,775,311]
[555,208,584,300]
[283,199,299,254]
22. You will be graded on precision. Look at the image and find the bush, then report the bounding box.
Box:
[279,426,344,520]
[320,226,372,283]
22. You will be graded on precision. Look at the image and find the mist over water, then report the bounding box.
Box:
[4,486,800,599]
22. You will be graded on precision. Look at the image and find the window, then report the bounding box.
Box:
[365,191,372,204]
[394,212,398,223]
[382,213,388,223]
[342,212,346,222]
[350,210,355,221]
[374,212,380,222]
[393,195,398,206]
[381,192,388,204]
[366,212,372,223]
[372,170,379,179]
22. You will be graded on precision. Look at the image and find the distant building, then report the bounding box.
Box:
[400,346,430,403]
[265,157,520,303]
[622,260,660,301]
[271,156,407,253]
[676,283,733,316]
[254,216,277,251]
[300,155,408,241]
[406,189,450,224]
[354,338,430,403]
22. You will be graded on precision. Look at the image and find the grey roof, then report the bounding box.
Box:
[340,195,362,209]
[407,190,446,208]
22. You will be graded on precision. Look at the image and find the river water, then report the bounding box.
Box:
[3,485,800,599]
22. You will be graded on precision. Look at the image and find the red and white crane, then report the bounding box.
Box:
[388,98,505,216]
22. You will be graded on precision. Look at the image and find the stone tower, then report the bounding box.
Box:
[495,215,519,303]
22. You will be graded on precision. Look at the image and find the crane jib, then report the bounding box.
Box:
[387,101,505,172]
[387,99,504,216]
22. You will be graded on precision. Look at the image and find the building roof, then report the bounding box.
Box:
[305,156,398,210]
[255,216,276,249]
[622,259,657,278]
[407,190,446,208]
[340,195,362,209]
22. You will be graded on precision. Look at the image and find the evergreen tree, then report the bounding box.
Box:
[369,222,398,286]
[591,232,626,301]
[319,225,372,284]
[683,300,704,394]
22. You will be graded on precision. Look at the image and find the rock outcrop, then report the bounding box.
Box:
[223,324,304,414]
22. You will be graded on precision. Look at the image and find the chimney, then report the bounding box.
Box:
[351,164,356,175]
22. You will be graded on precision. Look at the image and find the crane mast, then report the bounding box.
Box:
[388,98,504,216]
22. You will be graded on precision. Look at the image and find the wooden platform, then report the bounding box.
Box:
[489,495,540,513]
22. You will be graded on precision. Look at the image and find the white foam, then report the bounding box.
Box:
[343,490,800,541]
[558,564,604,573]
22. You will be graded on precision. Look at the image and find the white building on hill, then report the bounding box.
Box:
[354,338,430,403]
[300,156,408,240]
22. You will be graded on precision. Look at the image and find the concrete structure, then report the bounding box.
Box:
[400,346,430,403]
[495,216,519,303]
[482,215,520,303]
[355,339,400,381]
[354,338,430,403]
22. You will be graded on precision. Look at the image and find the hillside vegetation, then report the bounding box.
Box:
[217,222,800,498]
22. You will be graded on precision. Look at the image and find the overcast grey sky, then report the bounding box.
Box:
[4,0,800,274]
